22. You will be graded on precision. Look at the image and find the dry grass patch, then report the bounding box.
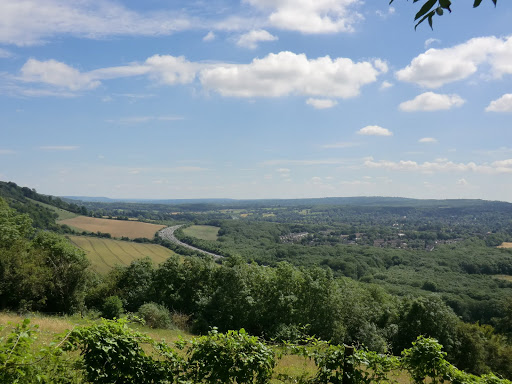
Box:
[58,216,165,239]
[498,242,512,248]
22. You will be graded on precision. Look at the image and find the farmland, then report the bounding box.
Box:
[182,225,220,241]
[499,242,512,248]
[58,216,166,239]
[28,198,79,220]
[68,235,176,274]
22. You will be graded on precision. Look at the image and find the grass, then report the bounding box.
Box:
[67,235,176,274]
[27,198,79,221]
[498,242,512,248]
[58,216,166,239]
[182,225,220,241]
[494,274,512,282]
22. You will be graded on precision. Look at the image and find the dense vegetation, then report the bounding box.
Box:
[2,181,512,381]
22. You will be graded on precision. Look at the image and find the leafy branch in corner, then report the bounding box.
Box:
[389,0,498,30]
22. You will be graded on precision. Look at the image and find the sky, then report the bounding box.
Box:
[1,0,512,201]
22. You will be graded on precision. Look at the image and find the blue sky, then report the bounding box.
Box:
[1,0,512,201]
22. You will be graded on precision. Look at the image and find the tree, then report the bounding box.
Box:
[390,0,498,29]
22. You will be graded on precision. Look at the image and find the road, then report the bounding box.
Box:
[158,225,224,260]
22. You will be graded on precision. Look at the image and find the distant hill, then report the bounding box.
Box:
[62,196,237,204]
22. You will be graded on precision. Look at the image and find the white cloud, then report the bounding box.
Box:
[399,92,465,112]
[418,137,438,144]
[376,7,395,19]
[396,36,512,88]
[486,94,512,112]
[14,51,384,100]
[19,59,100,91]
[0,48,12,58]
[0,149,16,155]
[424,38,440,48]
[364,158,512,174]
[203,31,216,42]
[0,0,192,46]
[244,0,363,34]
[380,81,393,90]
[306,98,338,109]
[200,51,383,98]
[357,125,392,136]
[39,146,79,151]
[457,178,468,186]
[322,141,359,148]
[276,168,291,173]
[236,29,277,49]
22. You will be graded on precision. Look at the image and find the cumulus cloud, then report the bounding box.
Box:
[203,31,216,42]
[364,158,512,174]
[19,59,101,91]
[380,81,393,90]
[244,0,363,34]
[0,0,192,46]
[399,92,465,112]
[424,38,440,48]
[306,98,338,109]
[418,137,438,144]
[396,36,512,88]
[0,48,12,58]
[236,29,277,49]
[486,94,512,112]
[357,125,392,136]
[200,51,383,98]
[14,51,384,100]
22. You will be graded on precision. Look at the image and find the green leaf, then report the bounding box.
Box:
[415,0,438,21]
[439,0,452,11]
[415,10,436,30]
[473,0,483,7]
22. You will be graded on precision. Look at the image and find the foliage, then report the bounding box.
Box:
[101,296,124,320]
[0,318,78,383]
[65,318,185,384]
[137,302,173,329]
[401,336,450,384]
[182,327,275,384]
[389,0,498,30]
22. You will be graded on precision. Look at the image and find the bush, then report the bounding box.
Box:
[102,295,124,319]
[138,303,173,329]
[184,328,275,384]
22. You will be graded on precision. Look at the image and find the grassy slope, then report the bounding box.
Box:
[68,235,176,274]
[27,198,79,220]
[182,225,220,241]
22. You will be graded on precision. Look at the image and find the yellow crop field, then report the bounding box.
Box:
[182,225,220,241]
[498,242,512,248]
[68,235,176,274]
[58,216,165,239]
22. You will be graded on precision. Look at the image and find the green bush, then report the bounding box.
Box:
[101,295,124,319]
[137,302,173,329]
[184,328,276,384]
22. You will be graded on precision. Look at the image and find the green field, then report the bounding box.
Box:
[182,225,220,241]
[27,198,79,220]
[68,235,176,274]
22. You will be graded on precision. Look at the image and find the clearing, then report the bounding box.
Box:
[498,242,512,248]
[68,235,176,274]
[182,225,220,241]
[58,216,165,239]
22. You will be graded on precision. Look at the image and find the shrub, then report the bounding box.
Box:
[138,302,173,329]
[102,295,124,319]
